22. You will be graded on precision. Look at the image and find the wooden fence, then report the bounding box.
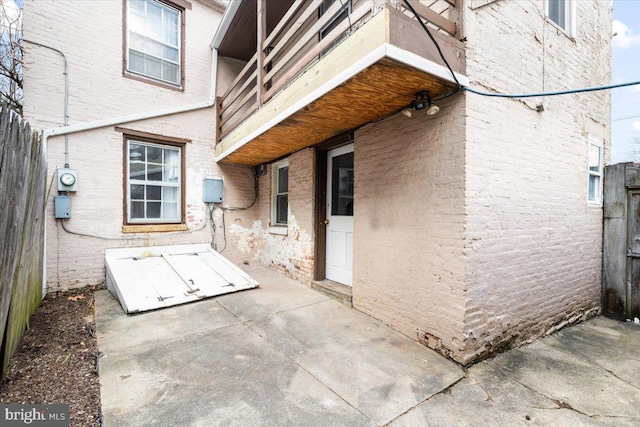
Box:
[0,104,46,380]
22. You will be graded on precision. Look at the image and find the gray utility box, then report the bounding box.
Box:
[54,196,71,219]
[203,178,223,203]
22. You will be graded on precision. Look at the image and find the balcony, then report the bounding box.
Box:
[214,0,468,166]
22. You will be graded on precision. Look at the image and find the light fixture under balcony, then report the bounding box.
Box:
[411,90,440,116]
[426,103,440,115]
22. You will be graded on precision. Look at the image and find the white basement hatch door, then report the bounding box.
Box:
[105,244,259,314]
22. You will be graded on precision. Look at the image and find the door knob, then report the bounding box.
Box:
[322,220,330,225]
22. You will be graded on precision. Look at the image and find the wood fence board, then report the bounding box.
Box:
[602,163,628,319]
[0,105,46,379]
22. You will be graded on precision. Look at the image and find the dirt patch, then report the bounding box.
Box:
[0,287,101,427]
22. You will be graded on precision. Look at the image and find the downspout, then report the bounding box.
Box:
[39,46,219,293]
[44,48,218,139]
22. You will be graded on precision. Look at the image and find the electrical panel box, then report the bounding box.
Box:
[57,168,78,192]
[203,178,224,203]
[54,196,71,219]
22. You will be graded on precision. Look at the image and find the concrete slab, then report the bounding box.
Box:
[215,264,329,321]
[249,299,464,425]
[484,336,640,418]
[391,317,640,427]
[99,323,373,427]
[552,317,640,389]
[95,290,239,354]
[97,263,640,427]
[96,263,464,426]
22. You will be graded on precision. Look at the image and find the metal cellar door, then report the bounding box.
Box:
[105,244,259,314]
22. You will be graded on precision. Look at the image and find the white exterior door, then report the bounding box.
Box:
[325,144,354,286]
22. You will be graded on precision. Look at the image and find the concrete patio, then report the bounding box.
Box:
[96,263,640,426]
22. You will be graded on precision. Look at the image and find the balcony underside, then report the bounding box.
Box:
[216,7,467,166]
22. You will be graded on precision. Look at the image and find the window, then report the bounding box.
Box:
[126,0,182,86]
[318,0,351,55]
[546,0,575,36]
[587,137,603,206]
[127,140,182,223]
[272,160,289,225]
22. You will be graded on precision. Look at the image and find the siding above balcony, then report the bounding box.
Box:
[215,6,468,166]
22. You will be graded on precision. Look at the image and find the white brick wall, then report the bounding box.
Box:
[460,0,611,363]
[353,96,468,357]
[23,0,228,290]
[24,0,612,365]
[225,148,317,283]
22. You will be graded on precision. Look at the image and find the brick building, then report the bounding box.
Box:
[23,0,611,364]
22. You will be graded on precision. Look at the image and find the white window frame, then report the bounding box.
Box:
[271,159,289,226]
[587,136,604,207]
[545,0,576,37]
[126,140,182,224]
[126,0,182,86]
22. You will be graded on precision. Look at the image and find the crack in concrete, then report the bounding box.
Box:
[599,367,640,392]
[382,375,467,426]
[550,336,640,393]
[216,297,329,323]
[467,376,494,402]
[592,414,640,420]
[513,379,597,419]
[216,299,376,425]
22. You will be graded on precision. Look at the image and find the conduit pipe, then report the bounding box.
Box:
[44,48,219,140]
[23,40,69,165]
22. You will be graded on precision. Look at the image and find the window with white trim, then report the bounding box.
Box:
[272,160,289,226]
[127,140,182,223]
[127,0,181,86]
[587,137,603,206]
[546,0,575,36]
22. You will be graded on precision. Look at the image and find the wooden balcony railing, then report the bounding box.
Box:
[216,0,460,143]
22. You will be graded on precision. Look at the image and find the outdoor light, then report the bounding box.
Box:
[426,103,440,115]
[410,90,440,116]
[414,93,428,110]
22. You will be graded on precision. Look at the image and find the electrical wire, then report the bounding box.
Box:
[211,168,260,253]
[464,81,640,99]
[222,168,259,211]
[613,113,640,122]
[403,0,640,101]
[208,204,216,250]
[59,212,209,240]
[45,168,58,202]
[60,219,143,240]
[339,0,352,33]
[218,208,228,254]
[402,0,461,93]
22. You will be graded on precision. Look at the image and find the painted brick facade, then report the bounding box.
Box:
[24,0,612,365]
[460,0,611,363]
[353,96,468,357]
[23,0,231,290]
[226,148,317,283]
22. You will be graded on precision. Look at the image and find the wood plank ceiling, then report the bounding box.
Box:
[220,57,457,166]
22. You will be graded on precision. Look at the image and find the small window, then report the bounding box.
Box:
[126,0,182,86]
[587,137,603,206]
[546,0,575,36]
[127,140,182,223]
[318,0,351,55]
[272,160,289,225]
